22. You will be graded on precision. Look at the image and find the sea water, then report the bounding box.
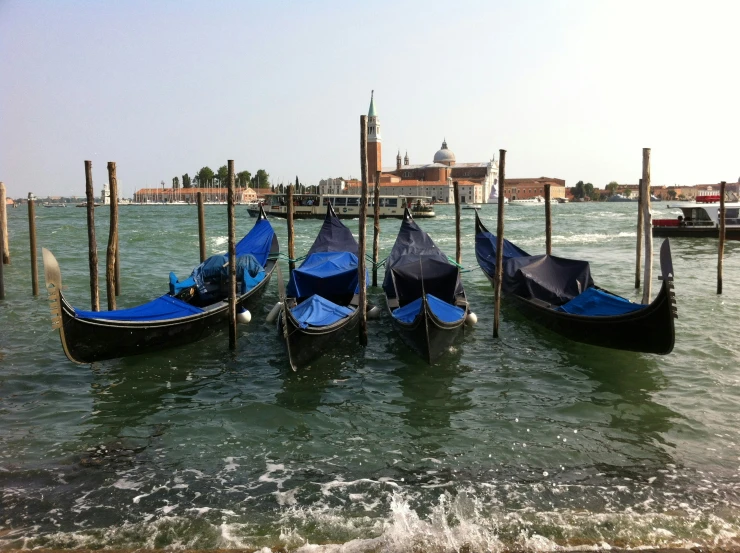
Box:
[1,202,739,551]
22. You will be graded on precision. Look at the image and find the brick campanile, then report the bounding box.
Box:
[366,91,382,183]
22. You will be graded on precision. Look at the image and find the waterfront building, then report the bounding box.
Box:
[503,178,567,201]
[133,187,260,204]
[348,92,499,204]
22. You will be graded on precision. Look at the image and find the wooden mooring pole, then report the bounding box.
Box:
[372,170,381,287]
[106,162,119,310]
[227,160,237,349]
[453,181,462,265]
[197,191,206,262]
[287,183,295,274]
[85,161,99,311]
[0,182,9,264]
[544,183,552,255]
[494,149,506,338]
[635,178,644,289]
[358,115,369,346]
[641,149,653,305]
[28,194,38,296]
[718,181,726,295]
[0,219,4,299]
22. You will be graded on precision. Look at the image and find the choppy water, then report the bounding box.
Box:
[1,202,739,552]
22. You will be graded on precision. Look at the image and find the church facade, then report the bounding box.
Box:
[346,93,500,204]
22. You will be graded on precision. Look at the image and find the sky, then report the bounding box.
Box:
[1,0,739,199]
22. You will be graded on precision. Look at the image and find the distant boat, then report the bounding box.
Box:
[606,194,635,203]
[462,204,482,210]
[76,202,101,208]
[509,196,555,205]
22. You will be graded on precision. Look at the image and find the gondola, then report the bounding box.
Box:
[383,208,469,364]
[43,205,279,364]
[278,204,366,370]
[474,211,676,354]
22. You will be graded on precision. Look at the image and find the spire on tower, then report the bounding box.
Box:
[368,90,377,117]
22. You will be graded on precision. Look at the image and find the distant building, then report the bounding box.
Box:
[318,178,346,195]
[345,92,499,204]
[503,178,567,201]
[133,187,260,203]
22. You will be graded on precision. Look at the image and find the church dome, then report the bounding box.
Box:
[433,140,456,165]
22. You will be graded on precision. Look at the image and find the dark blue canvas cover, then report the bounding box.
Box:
[287,205,365,299]
[555,287,646,316]
[383,211,463,305]
[75,295,204,322]
[287,251,359,298]
[475,228,594,306]
[392,293,465,324]
[475,231,530,276]
[290,294,354,329]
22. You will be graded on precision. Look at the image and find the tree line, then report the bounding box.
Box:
[170,166,270,190]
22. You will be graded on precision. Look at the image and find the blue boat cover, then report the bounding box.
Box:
[75,294,204,322]
[475,225,593,306]
[555,287,646,316]
[235,217,275,266]
[287,251,359,298]
[392,293,465,324]
[290,294,354,329]
[383,210,463,305]
[287,205,367,299]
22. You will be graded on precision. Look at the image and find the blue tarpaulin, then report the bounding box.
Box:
[287,206,366,301]
[287,251,359,299]
[392,293,465,324]
[290,294,354,328]
[555,287,646,316]
[235,217,275,266]
[75,295,204,322]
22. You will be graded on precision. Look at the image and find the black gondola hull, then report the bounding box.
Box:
[481,271,675,354]
[57,262,275,364]
[386,295,466,364]
[279,306,361,370]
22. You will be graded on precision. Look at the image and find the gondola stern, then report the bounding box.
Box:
[41,248,86,365]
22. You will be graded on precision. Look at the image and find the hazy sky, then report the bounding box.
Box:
[1,0,738,198]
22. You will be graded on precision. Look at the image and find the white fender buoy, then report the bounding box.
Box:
[367,305,382,320]
[236,308,252,324]
[465,312,478,326]
[265,301,283,323]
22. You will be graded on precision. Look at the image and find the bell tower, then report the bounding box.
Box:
[367,91,382,183]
